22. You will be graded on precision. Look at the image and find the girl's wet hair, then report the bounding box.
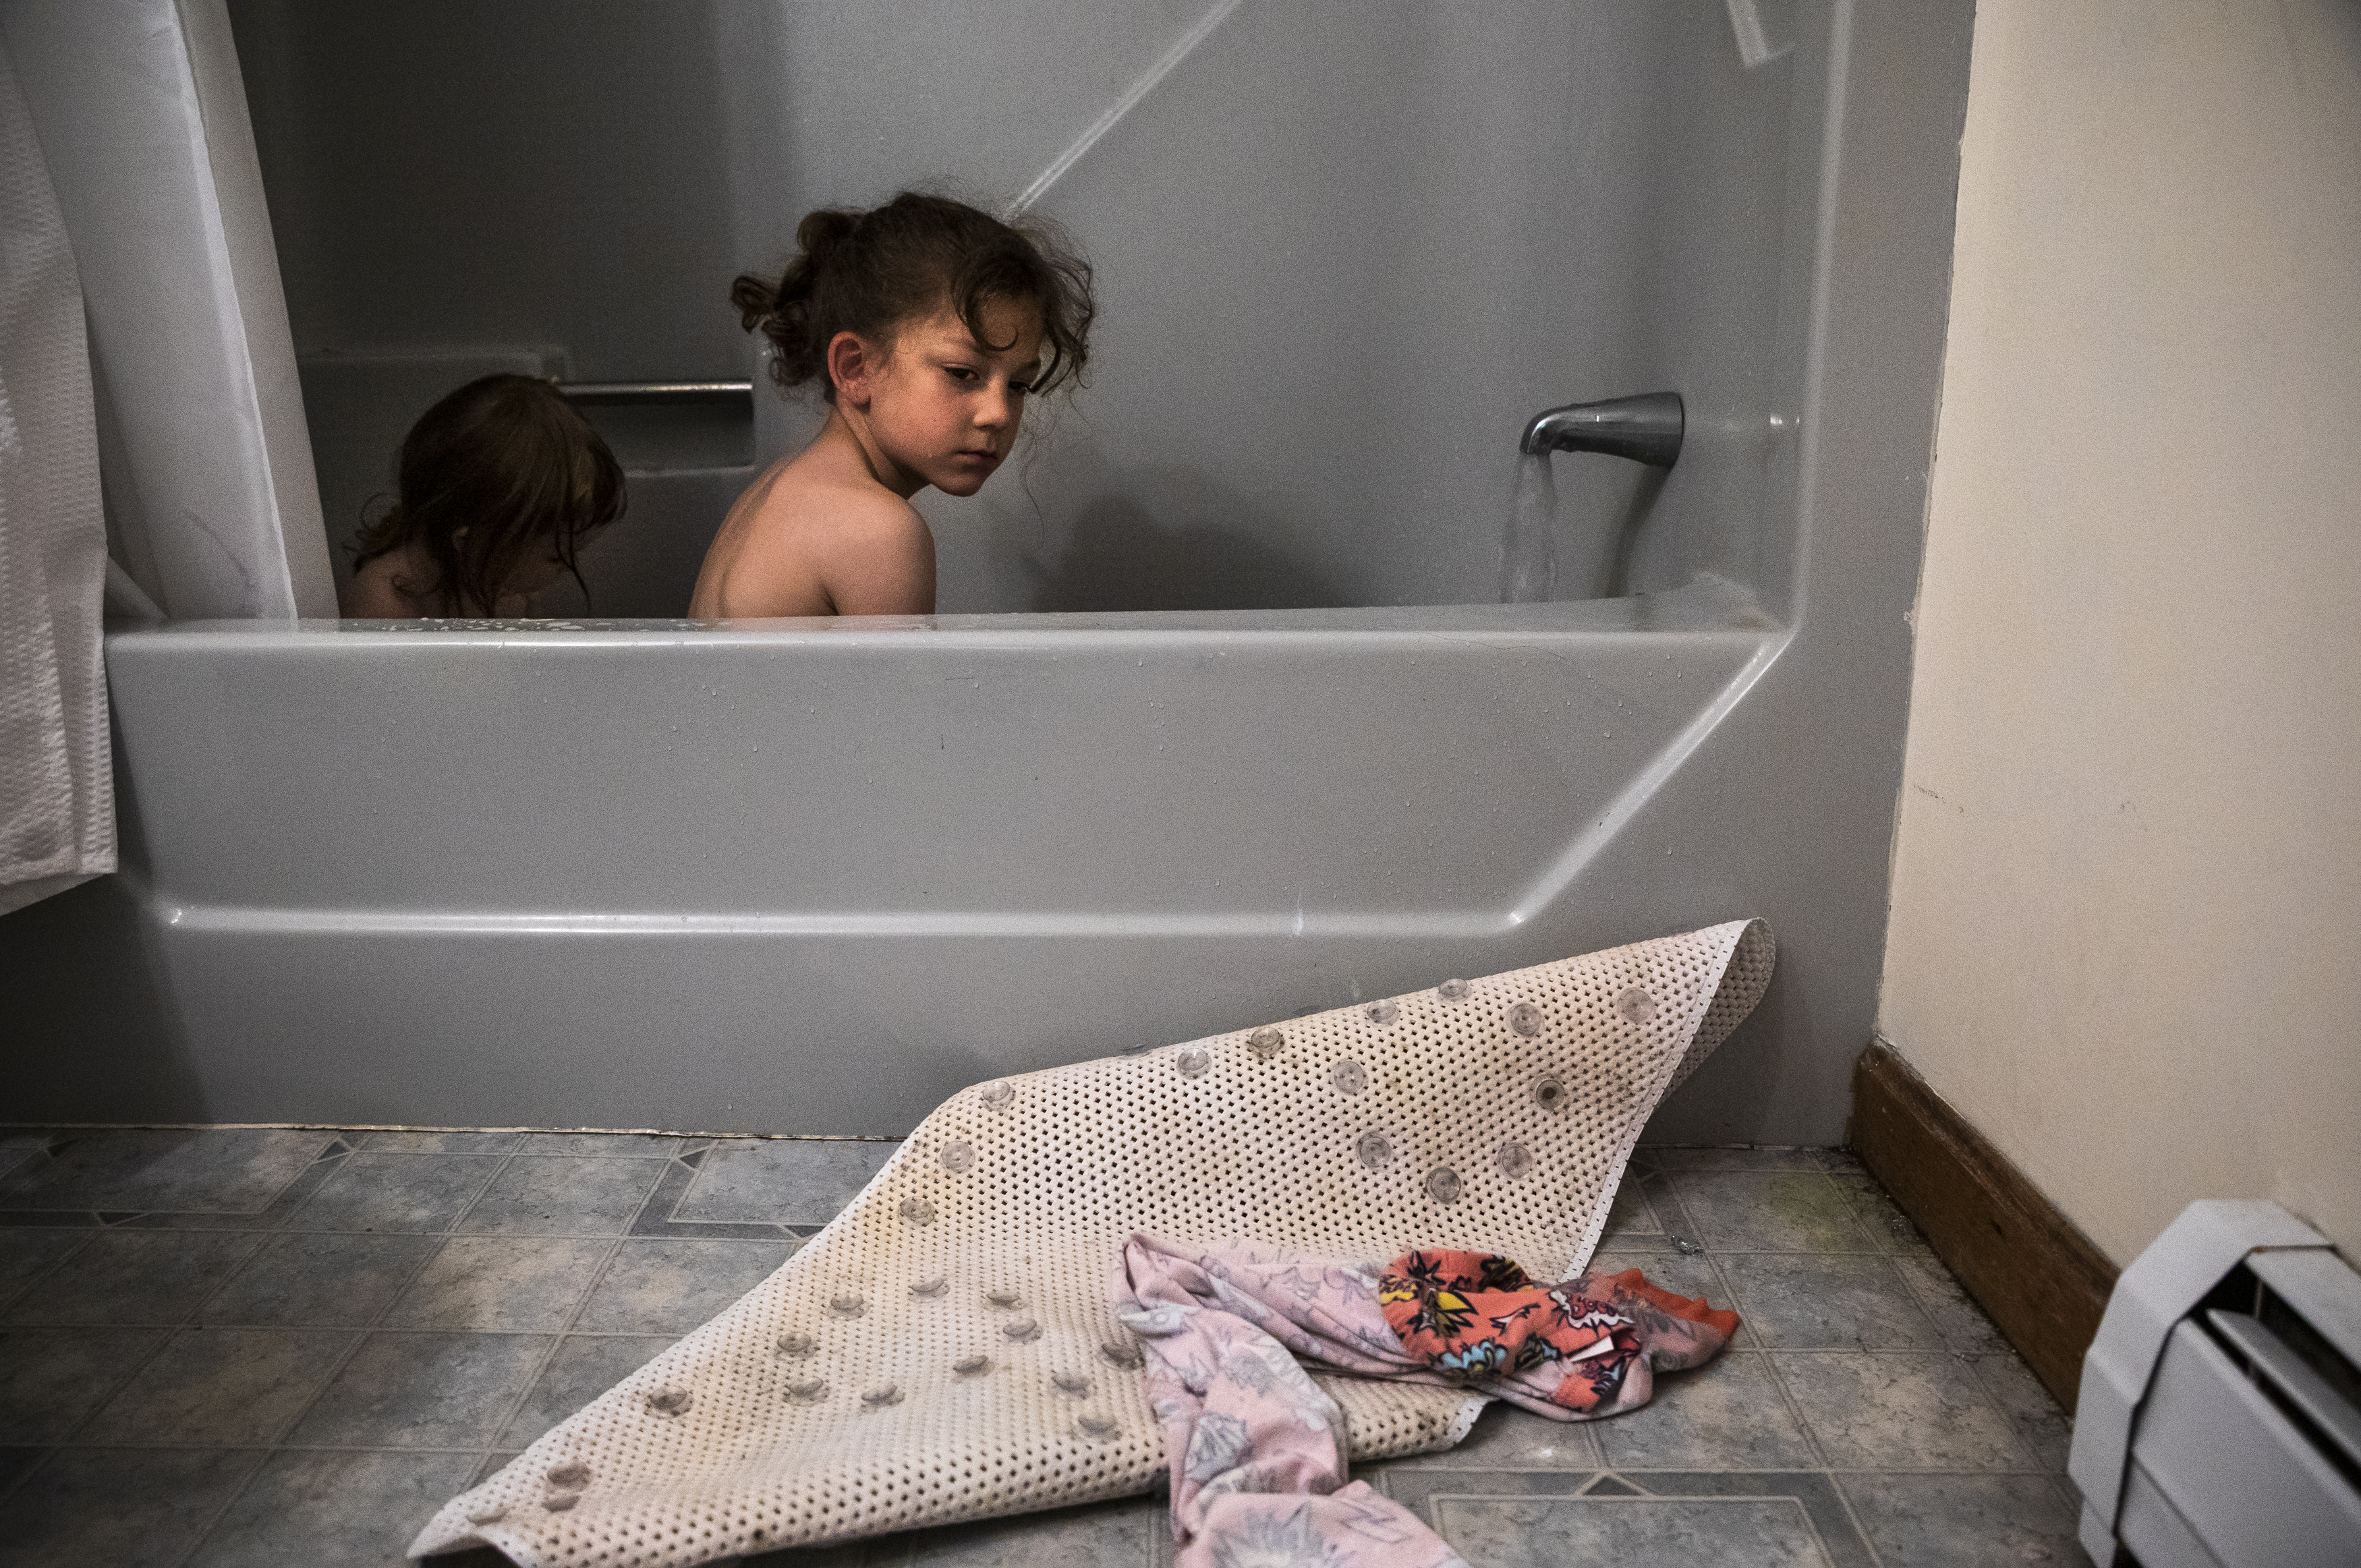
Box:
[732,192,1095,402]
[350,374,625,616]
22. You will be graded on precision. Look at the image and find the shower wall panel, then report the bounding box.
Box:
[232,1,1805,615]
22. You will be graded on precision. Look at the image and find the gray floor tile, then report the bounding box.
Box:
[0,1231,88,1310]
[1663,1172,1874,1253]
[81,1327,356,1446]
[497,1334,676,1449]
[470,1449,523,1487]
[0,1446,262,1568]
[1643,1146,1827,1171]
[186,1447,484,1568]
[1965,1349,2072,1472]
[1715,1253,1945,1350]
[1,1230,262,1325]
[517,1132,685,1157]
[1596,1181,1662,1245]
[1893,1252,2006,1353]
[291,1153,505,1233]
[1773,1352,2030,1471]
[382,1236,612,1331]
[896,1491,1160,1566]
[353,1131,521,1154]
[284,1331,550,1448]
[1392,1399,1602,1472]
[1380,1467,1593,1523]
[0,1126,2070,1568]
[1828,1171,1932,1255]
[0,1328,169,1442]
[0,1129,334,1215]
[1633,1168,1701,1244]
[1431,1490,1835,1567]
[1585,1246,1730,1304]
[626,1158,801,1240]
[573,1238,796,1334]
[1585,1248,1745,1345]
[455,1156,665,1236]
[1595,1352,1818,1471]
[115,1151,349,1231]
[671,1139,897,1226]
[1838,1472,2093,1567]
[1623,1473,1877,1568]
[199,1231,440,1328]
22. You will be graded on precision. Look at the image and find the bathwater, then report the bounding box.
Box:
[1498,451,1558,602]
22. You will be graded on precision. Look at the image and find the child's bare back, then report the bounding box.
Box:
[689,442,934,619]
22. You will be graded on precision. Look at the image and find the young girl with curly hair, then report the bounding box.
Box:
[691,192,1094,618]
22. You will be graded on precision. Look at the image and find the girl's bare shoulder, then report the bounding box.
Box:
[342,549,432,617]
[774,471,934,614]
[698,456,932,617]
[760,457,922,543]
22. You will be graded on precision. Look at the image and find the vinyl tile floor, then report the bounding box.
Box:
[0,1131,2090,1568]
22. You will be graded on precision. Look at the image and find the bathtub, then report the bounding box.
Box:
[0,0,1974,1144]
[22,572,1859,1140]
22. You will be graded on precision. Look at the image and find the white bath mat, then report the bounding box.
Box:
[412,919,1774,1566]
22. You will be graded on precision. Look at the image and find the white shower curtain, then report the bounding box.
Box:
[0,31,111,914]
[0,0,339,914]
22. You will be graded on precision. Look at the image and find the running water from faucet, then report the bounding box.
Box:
[1498,451,1557,602]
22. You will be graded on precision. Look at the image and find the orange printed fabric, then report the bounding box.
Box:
[1378,1250,1741,1418]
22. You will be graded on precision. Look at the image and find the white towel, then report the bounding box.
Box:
[0,32,111,915]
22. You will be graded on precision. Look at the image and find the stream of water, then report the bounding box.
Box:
[1498,451,1557,602]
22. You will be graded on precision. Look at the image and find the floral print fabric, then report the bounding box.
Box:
[1379,1249,1740,1418]
[1114,1233,1741,1568]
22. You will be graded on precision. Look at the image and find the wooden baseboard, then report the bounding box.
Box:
[1849,1041,2119,1412]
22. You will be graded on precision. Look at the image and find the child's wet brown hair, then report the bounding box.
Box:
[732,192,1096,403]
[351,374,625,616]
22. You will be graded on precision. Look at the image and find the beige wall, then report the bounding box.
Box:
[1879,0,2361,1265]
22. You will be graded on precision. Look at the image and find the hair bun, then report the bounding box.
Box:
[794,207,861,267]
[732,190,1096,404]
[729,273,781,332]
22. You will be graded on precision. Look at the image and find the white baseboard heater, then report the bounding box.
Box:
[2070,1199,2361,1566]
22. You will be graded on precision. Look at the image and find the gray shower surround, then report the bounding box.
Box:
[1,1,1974,1142]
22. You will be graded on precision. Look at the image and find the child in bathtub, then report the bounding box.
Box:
[689,192,1095,618]
[343,374,625,617]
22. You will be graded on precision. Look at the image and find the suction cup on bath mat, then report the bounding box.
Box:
[413,919,1773,1568]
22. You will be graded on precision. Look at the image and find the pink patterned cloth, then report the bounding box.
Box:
[1112,1232,1742,1568]
[1114,1233,1467,1568]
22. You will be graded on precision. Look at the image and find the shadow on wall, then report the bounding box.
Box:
[923,431,1350,613]
[546,466,750,620]
[1019,467,1346,612]
[1650,953,1789,1143]
[1000,447,1674,613]
[1603,467,1671,600]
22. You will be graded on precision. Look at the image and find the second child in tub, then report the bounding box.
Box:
[343,374,626,618]
[690,193,1096,618]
